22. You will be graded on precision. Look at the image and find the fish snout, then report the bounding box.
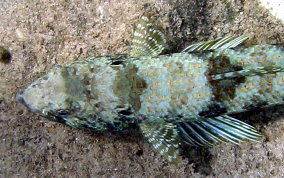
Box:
[16,90,32,111]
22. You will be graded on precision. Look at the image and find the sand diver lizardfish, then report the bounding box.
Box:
[17,15,284,162]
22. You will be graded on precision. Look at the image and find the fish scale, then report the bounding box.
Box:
[132,47,284,117]
[16,15,284,163]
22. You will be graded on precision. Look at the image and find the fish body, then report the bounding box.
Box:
[17,15,284,162]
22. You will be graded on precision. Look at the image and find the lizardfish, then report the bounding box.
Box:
[17,15,284,162]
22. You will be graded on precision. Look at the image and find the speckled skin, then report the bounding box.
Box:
[134,45,284,119]
[17,44,284,131]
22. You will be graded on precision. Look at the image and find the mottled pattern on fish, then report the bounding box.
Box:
[17,15,284,162]
[135,45,284,118]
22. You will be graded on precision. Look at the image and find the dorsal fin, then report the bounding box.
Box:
[211,65,284,81]
[182,35,248,53]
[130,15,167,57]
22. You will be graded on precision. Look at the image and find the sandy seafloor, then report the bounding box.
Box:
[1,0,284,177]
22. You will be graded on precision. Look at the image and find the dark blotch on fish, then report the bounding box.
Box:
[198,103,227,118]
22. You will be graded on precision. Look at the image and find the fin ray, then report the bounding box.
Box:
[139,119,181,162]
[205,118,252,143]
[180,122,213,146]
[177,115,262,147]
[212,65,284,81]
[130,15,167,57]
[213,116,262,138]
[182,35,248,52]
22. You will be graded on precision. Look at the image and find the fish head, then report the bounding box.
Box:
[16,60,125,131]
[16,65,87,125]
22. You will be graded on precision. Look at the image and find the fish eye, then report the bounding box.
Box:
[57,109,69,116]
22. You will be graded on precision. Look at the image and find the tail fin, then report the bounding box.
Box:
[176,115,262,147]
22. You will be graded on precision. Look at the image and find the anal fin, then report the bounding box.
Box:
[139,119,181,163]
[176,115,262,147]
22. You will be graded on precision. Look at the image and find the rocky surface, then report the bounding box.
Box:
[0,0,284,177]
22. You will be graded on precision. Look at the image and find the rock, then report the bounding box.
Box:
[0,46,11,64]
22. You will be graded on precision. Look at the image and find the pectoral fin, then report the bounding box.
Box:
[139,119,181,163]
[139,115,261,163]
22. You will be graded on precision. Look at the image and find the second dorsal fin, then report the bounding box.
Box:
[182,35,248,53]
[130,15,167,58]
